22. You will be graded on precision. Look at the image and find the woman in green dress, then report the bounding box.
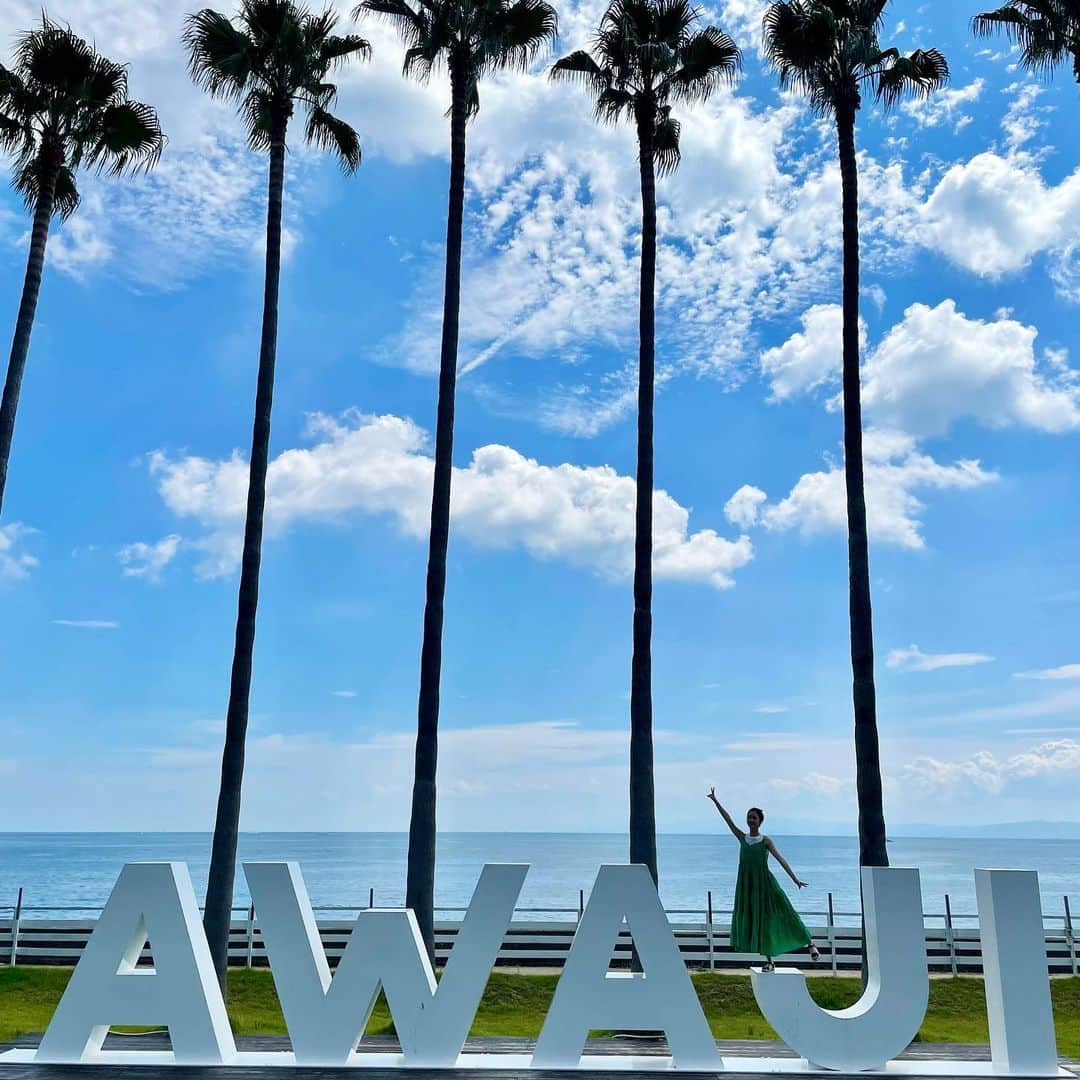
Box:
[707,787,821,971]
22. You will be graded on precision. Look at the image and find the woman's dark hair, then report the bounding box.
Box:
[748,807,765,822]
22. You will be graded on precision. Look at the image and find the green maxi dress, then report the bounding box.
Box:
[730,835,812,958]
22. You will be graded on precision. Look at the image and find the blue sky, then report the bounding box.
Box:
[0,0,1078,833]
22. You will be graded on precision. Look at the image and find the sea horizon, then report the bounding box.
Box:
[3,821,1079,838]
[3,832,1077,924]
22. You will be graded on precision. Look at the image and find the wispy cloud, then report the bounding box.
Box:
[118,534,182,582]
[52,620,120,630]
[331,690,358,699]
[887,644,995,673]
[1014,663,1080,681]
[918,687,1080,728]
[1003,726,1080,736]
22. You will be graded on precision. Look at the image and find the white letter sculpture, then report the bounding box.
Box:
[245,861,527,1066]
[36,862,235,1065]
[976,868,1059,1076]
[750,867,927,1072]
[533,863,721,1070]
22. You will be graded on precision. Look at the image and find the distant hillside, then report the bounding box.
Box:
[722,819,1080,839]
[887,821,1080,840]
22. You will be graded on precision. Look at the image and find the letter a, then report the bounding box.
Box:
[533,864,721,1069]
[246,861,527,1065]
[750,866,927,1072]
[36,862,235,1064]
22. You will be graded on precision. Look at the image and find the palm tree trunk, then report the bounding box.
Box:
[203,116,288,990]
[836,105,888,872]
[406,62,468,964]
[0,173,57,519]
[629,112,658,888]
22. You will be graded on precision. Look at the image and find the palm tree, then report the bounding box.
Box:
[356,0,556,963]
[973,1,1080,83]
[0,18,163,520]
[184,0,369,989]
[762,0,947,872]
[552,0,739,889]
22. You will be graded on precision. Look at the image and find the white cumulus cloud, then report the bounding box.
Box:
[861,300,1080,438]
[0,523,38,581]
[724,485,768,529]
[751,429,996,550]
[762,299,1079,438]
[142,409,753,589]
[919,152,1080,279]
[902,739,1080,797]
[760,304,850,402]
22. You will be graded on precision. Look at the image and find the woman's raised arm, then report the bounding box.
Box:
[707,787,745,841]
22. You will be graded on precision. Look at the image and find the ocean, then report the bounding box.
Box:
[1,833,1077,926]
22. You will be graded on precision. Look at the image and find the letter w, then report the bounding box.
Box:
[245,862,526,1066]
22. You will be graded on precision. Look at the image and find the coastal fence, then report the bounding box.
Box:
[2,890,1078,975]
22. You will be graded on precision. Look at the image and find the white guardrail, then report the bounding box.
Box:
[1,889,1077,975]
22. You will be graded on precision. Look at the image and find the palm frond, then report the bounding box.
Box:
[11,156,46,212]
[401,42,438,80]
[491,0,559,72]
[52,163,80,218]
[762,0,840,113]
[850,0,888,32]
[0,111,24,148]
[594,84,634,123]
[652,110,680,175]
[0,64,32,156]
[463,76,481,117]
[367,0,554,116]
[665,25,740,103]
[17,18,96,95]
[973,5,1031,37]
[305,103,362,169]
[972,1,1079,80]
[183,9,255,100]
[874,46,949,108]
[319,33,373,67]
[241,87,276,151]
[356,0,426,47]
[554,0,734,173]
[12,153,80,216]
[653,0,698,45]
[86,100,166,174]
[83,54,130,110]
[186,0,369,163]
[550,48,609,93]
[2,17,164,219]
[764,0,950,115]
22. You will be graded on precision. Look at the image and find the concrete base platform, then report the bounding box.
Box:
[0,1050,1074,1077]
[0,1036,1074,1079]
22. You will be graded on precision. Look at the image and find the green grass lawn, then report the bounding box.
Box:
[1,968,1077,1059]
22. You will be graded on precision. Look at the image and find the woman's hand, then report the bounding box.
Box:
[795,879,808,889]
[707,786,716,800]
